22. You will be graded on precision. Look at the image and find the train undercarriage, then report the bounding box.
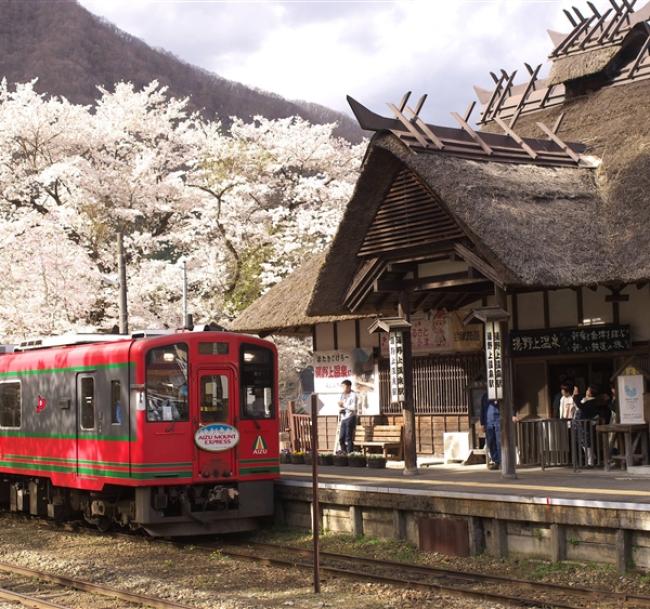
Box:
[0,476,274,536]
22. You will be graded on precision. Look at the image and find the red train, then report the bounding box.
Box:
[0,330,279,536]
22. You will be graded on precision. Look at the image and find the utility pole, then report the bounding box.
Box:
[117,231,128,335]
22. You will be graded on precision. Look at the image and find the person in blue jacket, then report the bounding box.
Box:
[481,393,501,470]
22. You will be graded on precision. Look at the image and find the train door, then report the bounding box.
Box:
[193,368,237,479]
[143,343,193,476]
[76,373,100,474]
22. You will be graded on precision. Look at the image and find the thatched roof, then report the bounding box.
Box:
[546,7,650,86]
[482,75,650,289]
[547,45,621,86]
[306,134,610,317]
[230,252,364,334]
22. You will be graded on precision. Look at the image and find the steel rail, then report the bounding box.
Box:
[0,585,70,609]
[223,540,650,609]
[0,561,197,609]
[211,544,584,609]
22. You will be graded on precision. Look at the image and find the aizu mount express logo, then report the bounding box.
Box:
[252,435,268,455]
[194,424,240,453]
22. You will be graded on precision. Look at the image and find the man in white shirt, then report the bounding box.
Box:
[338,379,357,453]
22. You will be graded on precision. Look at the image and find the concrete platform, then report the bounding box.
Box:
[275,464,650,572]
[281,463,650,510]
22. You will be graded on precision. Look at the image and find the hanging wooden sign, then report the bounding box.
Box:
[388,330,406,403]
[485,321,503,401]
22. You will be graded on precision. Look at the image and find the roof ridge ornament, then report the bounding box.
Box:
[347,95,586,167]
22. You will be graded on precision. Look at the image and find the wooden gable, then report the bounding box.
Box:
[358,169,465,257]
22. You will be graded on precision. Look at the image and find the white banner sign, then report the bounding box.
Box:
[313,348,379,415]
[617,374,645,424]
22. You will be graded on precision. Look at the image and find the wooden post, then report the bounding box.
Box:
[310,394,321,593]
[398,292,418,475]
[287,401,297,452]
[495,286,517,478]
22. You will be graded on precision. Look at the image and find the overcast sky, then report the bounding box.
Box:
[78,0,608,125]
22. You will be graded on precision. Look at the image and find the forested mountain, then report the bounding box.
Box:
[0,0,363,141]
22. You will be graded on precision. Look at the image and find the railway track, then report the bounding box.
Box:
[7,514,650,609]
[0,560,196,609]
[209,540,650,609]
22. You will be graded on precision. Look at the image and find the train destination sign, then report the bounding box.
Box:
[510,325,631,356]
[195,423,240,452]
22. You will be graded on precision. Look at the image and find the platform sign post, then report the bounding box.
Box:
[310,393,320,594]
[485,320,504,401]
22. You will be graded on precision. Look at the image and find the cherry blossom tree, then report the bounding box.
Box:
[0,79,364,346]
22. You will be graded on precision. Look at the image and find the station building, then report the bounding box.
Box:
[233,2,650,464]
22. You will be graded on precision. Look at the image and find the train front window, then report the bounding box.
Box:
[146,343,189,422]
[241,345,274,419]
[200,375,229,423]
[0,382,21,428]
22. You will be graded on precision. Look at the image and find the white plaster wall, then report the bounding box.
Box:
[418,260,468,276]
[516,292,545,330]
[549,289,577,328]
[315,323,335,351]
[337,319,357,350]
[620,284,650,341]
[582,286,612,325]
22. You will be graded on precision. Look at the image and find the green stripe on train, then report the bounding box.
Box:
[0,362,131,378]
[3,454,192,468]
[0,430,131,441]
[0,460,191,479]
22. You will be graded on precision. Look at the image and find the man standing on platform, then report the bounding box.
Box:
[481,393,501,470]
[338,379,357,454]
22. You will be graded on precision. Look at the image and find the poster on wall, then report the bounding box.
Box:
[380,309,482,356]
[617,374,645,424]
[313,348,379,415]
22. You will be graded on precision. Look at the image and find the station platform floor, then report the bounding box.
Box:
[280,462,650,511]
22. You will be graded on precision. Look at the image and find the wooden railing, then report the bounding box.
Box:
[286,401,312,452]
[515,418,602,469]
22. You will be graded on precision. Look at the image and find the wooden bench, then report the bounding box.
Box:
[354,425,403,459]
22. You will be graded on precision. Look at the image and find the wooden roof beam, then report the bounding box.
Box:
[374,275,491,293]
[536,120,581,163]
[404,106,445,149]
[387,101,429,149]
[491,70,518,118]
[554,14,597,56]
[494,117,538,159]
[453,243,505,288]
[450,111,493,155]
[479,71,507,123]
[509,63,542,128]
[580,8,613,48]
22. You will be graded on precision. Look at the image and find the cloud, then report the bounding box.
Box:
[79,0,614,126]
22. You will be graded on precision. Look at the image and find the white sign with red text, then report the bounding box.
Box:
[313,349,379,415]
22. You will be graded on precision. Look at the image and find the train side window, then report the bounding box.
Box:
[240,345,274,420]
[200,375,228,423]
[111,380,123,425]
[80,377,95,430]
[146,343,189,422]
[0,381,21,428]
